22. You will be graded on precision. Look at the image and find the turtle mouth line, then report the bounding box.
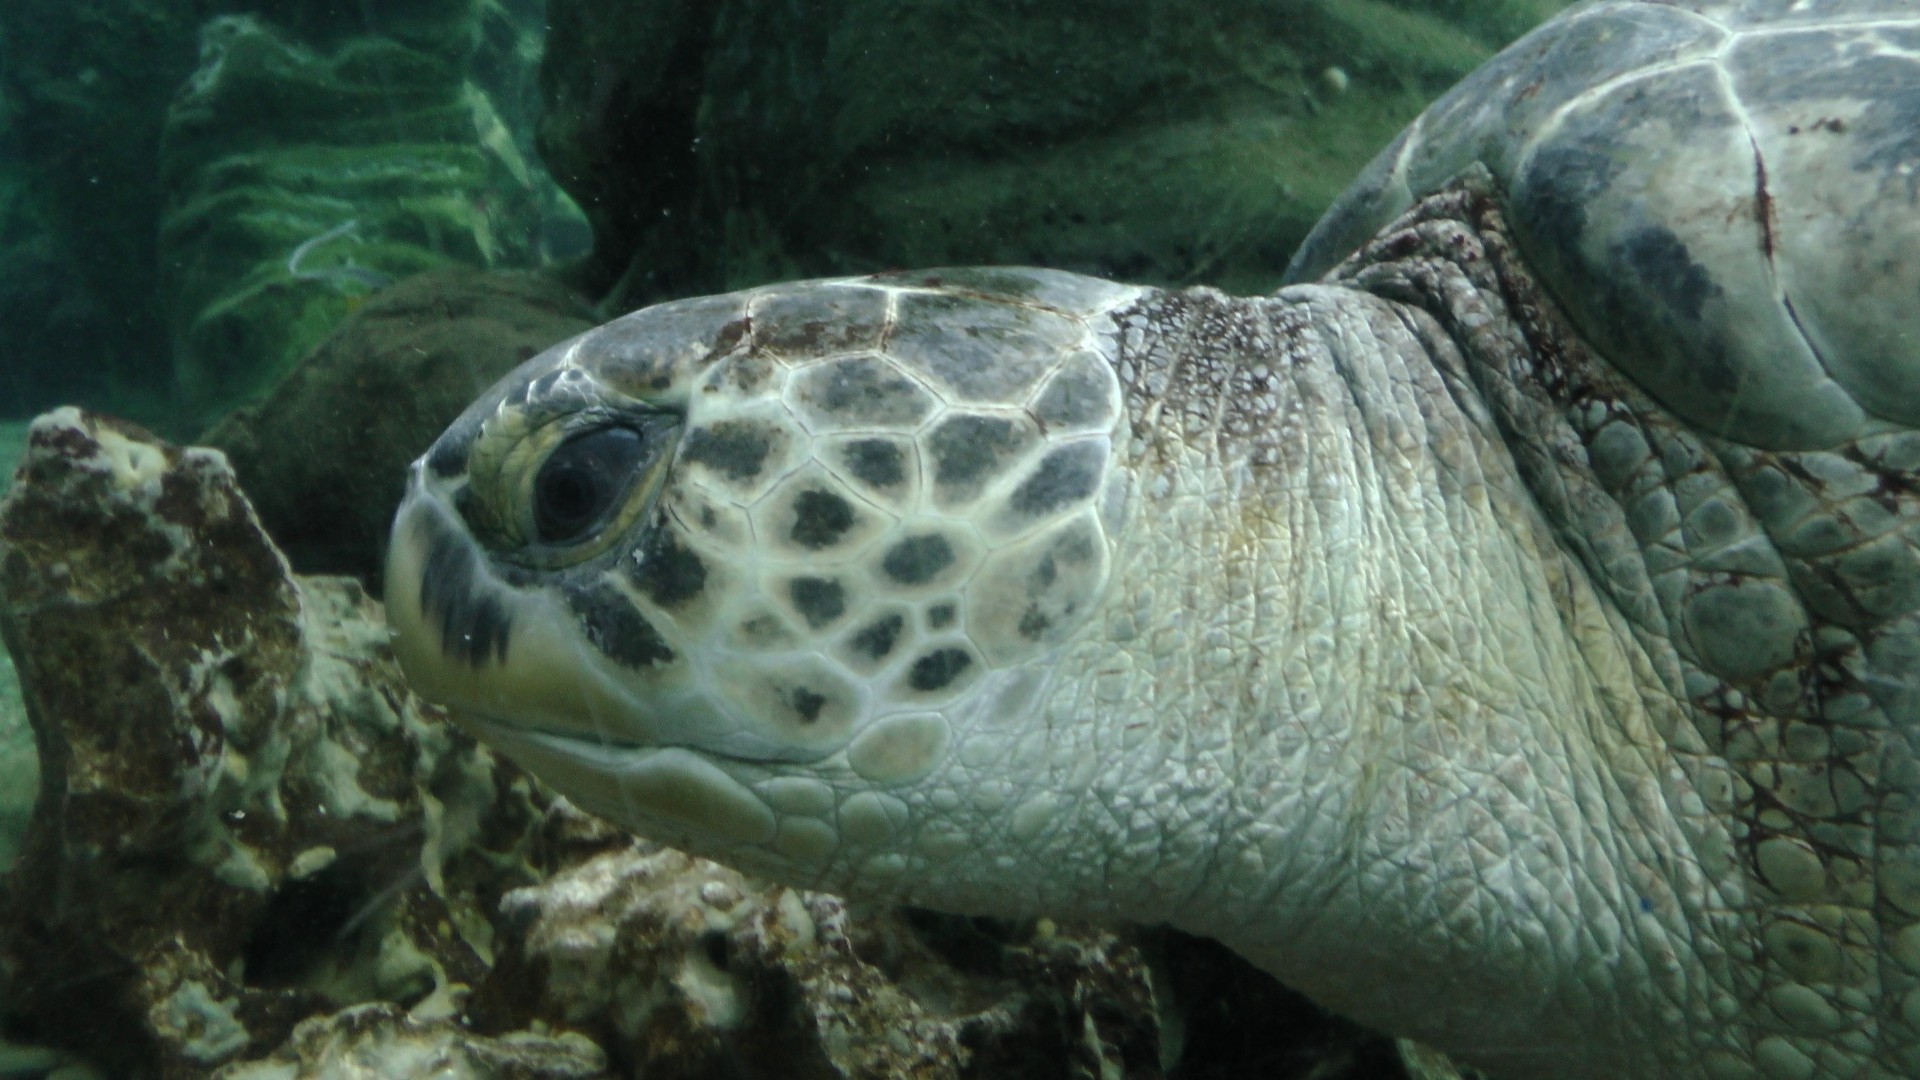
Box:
[457,710,786,771]
[452,711,786,847]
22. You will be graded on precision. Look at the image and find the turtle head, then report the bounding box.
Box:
[385,269,1138,885]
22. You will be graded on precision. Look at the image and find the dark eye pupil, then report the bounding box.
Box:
[533,427,649,544]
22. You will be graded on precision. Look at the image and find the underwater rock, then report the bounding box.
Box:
[539,0,1577,308]
[157,13,567,431]
[472,815,1163,1080]
[201,268,595,581]
[0,409,551,1077]
[210,1002,610,1080]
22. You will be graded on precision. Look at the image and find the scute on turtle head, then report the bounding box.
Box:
[1284,0,1920,450]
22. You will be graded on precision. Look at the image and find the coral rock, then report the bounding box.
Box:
[211,1002,609,1080]
[473,818,1164,1080]
[0,409,549,1077]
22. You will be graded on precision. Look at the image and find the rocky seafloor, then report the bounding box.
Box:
[0,409,1412,1078]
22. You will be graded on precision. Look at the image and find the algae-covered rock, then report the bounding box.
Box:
[157,14,563,430]
[0,409,550,1077]
[211,1003,610,1080]
[539,0,1577,308]
[474,806,1404,1080]
[473,824,1163,1080]
[201,268,595,580]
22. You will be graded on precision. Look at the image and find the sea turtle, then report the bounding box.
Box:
[382,1,1920,1077]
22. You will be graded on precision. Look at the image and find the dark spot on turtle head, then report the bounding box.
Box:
[928,415,1023,493]
[1031,356,1113,430]
[724,354,777,393]
[909,647,972,692]
[927,602,955,629]
[786,686,828,724]
[1017,606,1051,639]
[566,580,675,668]
[415,510,511,666]
[628,525,707,607]
[713,317,752,354]
[426,436,470,479]
[738,613,789,643]
[529,369,565,399]
[804,356,930,425]
[1008,441,1104,519]
[1055,528,1095,564]
[1031,553,1058,589]
[850,613,903,661]
[682,420,774,483]
[882,533,955,585]
[842,438,905,490]
[790,489,856,548]
[789,576,846,629]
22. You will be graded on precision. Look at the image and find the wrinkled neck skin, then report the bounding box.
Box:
[858,215,1732,1077]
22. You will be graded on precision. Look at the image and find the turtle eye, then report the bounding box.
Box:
[533,426,651,545]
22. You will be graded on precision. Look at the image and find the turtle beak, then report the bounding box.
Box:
[385,473,492,703]
[384,460,616,732]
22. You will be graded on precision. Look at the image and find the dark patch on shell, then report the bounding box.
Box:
[789,576,847,629]
[888,291,1077,403]
[789,489,856,549]
[927,602,956,629]
[883,533,955,585]
[748,285,890,356]
[1512,141,1613,267]
[1031,353,1115,431]
[1616,226,1720,323]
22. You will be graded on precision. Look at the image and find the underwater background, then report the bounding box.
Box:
[0,1,1575,1076]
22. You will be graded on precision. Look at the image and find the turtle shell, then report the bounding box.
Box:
[1284,0,1920,450]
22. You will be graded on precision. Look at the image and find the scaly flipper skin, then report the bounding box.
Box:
[386,4,1920,1077]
